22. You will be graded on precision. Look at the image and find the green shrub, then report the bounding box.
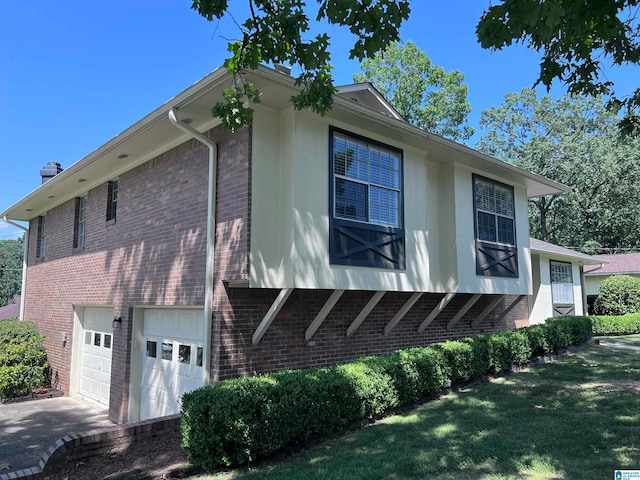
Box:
[0,319,48,399]
[181,316,592,471]
[526,325,550,356]
[435,340,475,383]
[593,275,640,315]
[591,313,640,335]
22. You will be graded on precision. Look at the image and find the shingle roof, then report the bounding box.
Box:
[0,295,20,319]
[529,238,605,265]
[584,252,640,275]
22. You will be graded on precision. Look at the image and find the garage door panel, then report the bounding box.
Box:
[140,309,204,420]
[79,308,113,407]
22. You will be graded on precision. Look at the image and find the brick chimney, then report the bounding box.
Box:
[40,162,63,184]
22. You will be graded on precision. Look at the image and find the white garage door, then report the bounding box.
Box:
[140,309,205,420]
[80,308,113,406]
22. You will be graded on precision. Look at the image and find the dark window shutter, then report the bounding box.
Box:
[330,218,405,269]
[475,240,518,278]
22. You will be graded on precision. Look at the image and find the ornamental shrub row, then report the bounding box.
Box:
[181,316,592,471]
[0,319,48,400]
[591,313,640,336]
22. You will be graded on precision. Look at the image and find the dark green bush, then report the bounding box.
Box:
[0,319,48,399]
[593,275,640,315]
[591,313,640,336]
[435,340,474,383]
[181,316,592,471]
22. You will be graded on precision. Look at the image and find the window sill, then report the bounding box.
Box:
[35,256,44,262]
[106,218,116,226]
[72,246,85,254]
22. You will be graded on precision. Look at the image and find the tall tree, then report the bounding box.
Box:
[476,0,640,135]
[191,0,410,132]
[0,237,23,307]
[353,41,474,142]
[477,89,640,251]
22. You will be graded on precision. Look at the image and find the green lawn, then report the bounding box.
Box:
[192,339,640,480]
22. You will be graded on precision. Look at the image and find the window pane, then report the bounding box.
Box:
[495,185,514,216]
[551,262,573,284]
[345,140,359,178]
[370,186,399,227]
[475,180,494,212]
[178,345,191,364]
[94,333,101,347]
[334,136,347,176]
[335,178,368,222]
[477,211,496,242]
[161,342,173,361]
[104,334,112,349]
[552,282,574,304]
[497,216,515,245]
[356,144,368,181]
[146,341,157,358]
[196,347,203,367]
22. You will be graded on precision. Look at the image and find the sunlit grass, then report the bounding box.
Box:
[192,342,640,480]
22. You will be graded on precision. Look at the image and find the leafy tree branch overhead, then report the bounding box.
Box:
[476,0,640,136]
[190,0,410,132]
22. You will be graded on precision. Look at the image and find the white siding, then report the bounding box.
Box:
[250,108,533,294]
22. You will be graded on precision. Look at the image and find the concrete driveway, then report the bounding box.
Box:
[0,396,113,473]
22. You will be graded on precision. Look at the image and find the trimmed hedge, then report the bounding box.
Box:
[0,319,48,400]
[591,313,640,336]
[181,316,592,471]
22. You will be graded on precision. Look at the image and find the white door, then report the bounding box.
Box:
[140,309,204,420]
[80,308,113,406]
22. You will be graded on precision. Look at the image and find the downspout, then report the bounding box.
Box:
[3,217,28,321]
[168,108,217,386]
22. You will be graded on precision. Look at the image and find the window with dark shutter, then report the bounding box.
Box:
[329,127,405,269]
[473,175,518,278]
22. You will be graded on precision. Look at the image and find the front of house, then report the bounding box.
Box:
[1,65,568,423]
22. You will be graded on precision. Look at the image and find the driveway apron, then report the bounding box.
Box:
[0,396,114,473]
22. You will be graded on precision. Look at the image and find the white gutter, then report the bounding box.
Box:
[168,108,217,386]
[3,217,28,321]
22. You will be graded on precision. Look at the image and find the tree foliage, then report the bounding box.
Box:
[191,0,410,132]
[0,238,23,307]
[353,41,474,141]
[477,89,640,251]
[476,0,640,135]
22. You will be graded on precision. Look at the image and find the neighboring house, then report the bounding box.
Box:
[528,239,606,323]
[584,252,640,307]
[0,295,21,319]
[0,65,569,424]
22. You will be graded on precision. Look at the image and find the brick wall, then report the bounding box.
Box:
[216,288,529,380]
[23,124,251,423]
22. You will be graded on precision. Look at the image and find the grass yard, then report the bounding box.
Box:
[193,338,640,480]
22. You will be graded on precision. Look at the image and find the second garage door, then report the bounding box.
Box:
[80,308,113,407]
[140,309,204,420]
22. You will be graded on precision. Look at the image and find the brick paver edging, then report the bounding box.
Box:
[0,414,181,480]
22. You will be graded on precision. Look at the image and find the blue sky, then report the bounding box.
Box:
[1,0,638,240]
